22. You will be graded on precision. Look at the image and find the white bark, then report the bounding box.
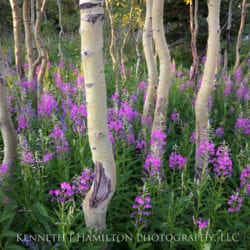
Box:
[9,0,24,81]
[195,0,221,181]
[151,0,171,133]
[23,0,35,82]
[234,0,247,71]
[0,47,18,180]
[142,0,158,125]
[34,0,48,106]
[56,0,64,60]
[79,0,116,231]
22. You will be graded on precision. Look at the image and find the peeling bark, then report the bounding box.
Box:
[89,162,111,208]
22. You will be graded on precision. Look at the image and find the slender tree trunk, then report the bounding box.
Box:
[0,47,18,181]
[195,0,221,182]
[234,0,247,71]
[9,0,25,81]
[223,0,233,73]
[23,0,35,82]
[79,0,116,230]
[135,30,142,78]
[105,0,118,71]
[31,0,35,31]
[151,0,171,133]
[142,0,158,126]
[190,0,199,83]
[120,1,134,80]
[34,0,48,106]
[56,0,64,60]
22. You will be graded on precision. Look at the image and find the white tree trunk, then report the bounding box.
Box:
[234,0,247,71]
[9,0,24,81]
[195,0,221,182]
[190,0,199,82]
[142,0,158,125]
[34,0,48,107]
[0,47,18,180]
[79,0,116,231]
[56,0,64,60]
[151,0,171,133]
[23,0,35,82]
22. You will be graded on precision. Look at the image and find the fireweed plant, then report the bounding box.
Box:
[0,47,249,250]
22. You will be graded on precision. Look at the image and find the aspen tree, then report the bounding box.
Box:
[0,47,18,180]
[105,0,118,71]
[79,0,116,230]
[189,0,199,83]
[151,0,171,133]
[195,0,221,182]
[234,0,247,71]
[34,0,48,105]
[135,30,142,78]
[23,0,34,82]
[142,0,158,125]
[56,0,64,60]
[9,0,24,81]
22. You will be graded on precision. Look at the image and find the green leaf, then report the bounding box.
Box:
[5,245,26,250]
[32,202,49,218]
[136,242,152,250]
[1,230,17,239]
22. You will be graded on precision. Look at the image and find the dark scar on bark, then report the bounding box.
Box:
[0,78,4,84]
[79,3,103,9]
[89,161,111,208]
[83,14,104,24]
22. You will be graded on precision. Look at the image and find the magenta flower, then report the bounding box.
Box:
[38,93,58,117]
[50,125,70,156]
[169,152,188,171]
[197,141,215,158]
[179,83,185,90]
[49,169,94,203]
[170,112,179,121]
[0,163,8,174]
[43,153,54,163]
[144,154,161,175]
[228,191,243,213]
[151,130,167,142]
[131,194,152,227]
[189,132,196,143]
[21,151,35,165]
[193,217,209,229]
[240,166,250,195]
[235,117,250,135]
[234,68,242,82]
[17,114,29,131]
[212,146,233,177]
[138,81,147,91]
[72,168,94,196]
